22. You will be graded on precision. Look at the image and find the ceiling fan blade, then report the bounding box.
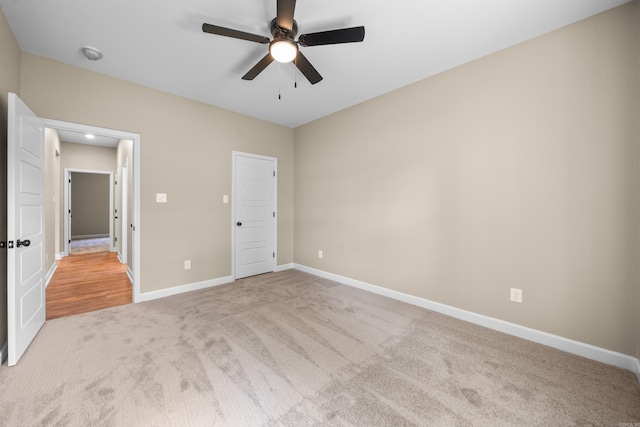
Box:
[276,0,296,31]
[242,54,275,80]
[202,23,270,44]
[295,51,323,85]
[298,26,365,47]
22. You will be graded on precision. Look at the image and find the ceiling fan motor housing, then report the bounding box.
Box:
[270,18,298,39]
[269,18,299,63]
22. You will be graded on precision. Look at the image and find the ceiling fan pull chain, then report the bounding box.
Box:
[278,63,282,100]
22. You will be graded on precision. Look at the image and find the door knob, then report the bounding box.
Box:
[17,239,30,247]
[236,222,242,226]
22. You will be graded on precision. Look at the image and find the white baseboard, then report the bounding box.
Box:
[1,341,7,365]
[55,253,63,261]
[294,264,640,382]
[138,275,234,302]
[276,263,294,272]
[126,267,133,285]
[139,265,293,303]
[71,234,109,240]
[45,262,58,288]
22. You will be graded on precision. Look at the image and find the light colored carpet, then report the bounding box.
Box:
[0,270,638,426]
[70,237,110,255]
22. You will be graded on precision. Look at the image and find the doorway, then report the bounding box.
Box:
[43,118,141,302]
[64,169,114,257]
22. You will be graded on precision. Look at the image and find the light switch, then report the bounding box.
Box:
[223,195,229,204]
[156,193,167,203]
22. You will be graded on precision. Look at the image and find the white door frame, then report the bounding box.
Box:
[43,118,142,303]
[63,168,114,256]
[114,169,120,259]
[231,151,277,280]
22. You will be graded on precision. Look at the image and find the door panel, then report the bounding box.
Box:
[7,93,46,366]
[234,153,276,279]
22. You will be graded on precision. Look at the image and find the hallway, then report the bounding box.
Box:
[46,251,132,320]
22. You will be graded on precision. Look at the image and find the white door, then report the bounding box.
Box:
[233,153,276,279]
[7,93,46,366]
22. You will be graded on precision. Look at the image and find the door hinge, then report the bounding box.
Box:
[273,171,276,177]
[273,212,275,218]
[273,252,275,258]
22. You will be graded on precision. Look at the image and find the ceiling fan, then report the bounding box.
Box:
[202,0,365,85]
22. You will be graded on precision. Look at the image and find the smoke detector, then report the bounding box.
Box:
[81,46,103,61]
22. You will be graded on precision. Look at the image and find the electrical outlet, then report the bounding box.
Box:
[156,193,167,203]
[318,250,323,259]
[510,288,523,303]
[184,260,191,270]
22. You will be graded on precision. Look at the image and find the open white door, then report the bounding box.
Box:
[7,93,46,366]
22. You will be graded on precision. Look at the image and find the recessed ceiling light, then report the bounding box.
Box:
[81,46,103,61]
[85,134,95,140]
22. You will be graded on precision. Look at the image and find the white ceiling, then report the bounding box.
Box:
[56,129,120,148]
[1,0,631,128]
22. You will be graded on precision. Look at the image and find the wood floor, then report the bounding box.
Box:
[46,251,132,320]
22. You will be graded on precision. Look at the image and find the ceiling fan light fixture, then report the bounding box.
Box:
[269,38,297,63]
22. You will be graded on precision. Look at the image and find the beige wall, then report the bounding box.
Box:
[44,129,61,273]
[60,141,117,171]
[20,55,295,293]
[70,172,110,238]
[295,2,640,357]
[0,6,22,356]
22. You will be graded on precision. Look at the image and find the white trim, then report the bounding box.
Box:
[70,234,109,239]
[44,262,58,289]
[55,252,63,261]
[276,263,294,272]
[138,276,234,302]
[127,267,133,284]
[0,341,7,365]
[43,118,141,305]
[294,263,640,382]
